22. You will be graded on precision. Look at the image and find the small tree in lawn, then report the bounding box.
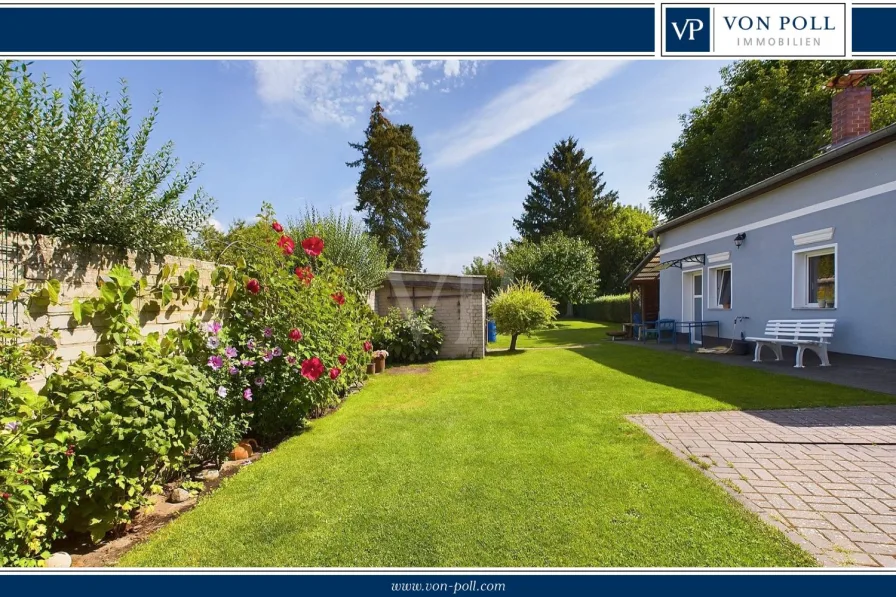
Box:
[488,280,558,352]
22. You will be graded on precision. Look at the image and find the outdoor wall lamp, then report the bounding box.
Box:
[734,232,747,249]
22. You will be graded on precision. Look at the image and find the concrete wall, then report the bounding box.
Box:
[657,141,896,360]
[373,271,486,359]
[1,233,217,386]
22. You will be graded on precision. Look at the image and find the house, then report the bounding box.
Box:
[644,70,896,361]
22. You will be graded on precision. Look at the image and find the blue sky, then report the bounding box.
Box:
[32,59,728,273]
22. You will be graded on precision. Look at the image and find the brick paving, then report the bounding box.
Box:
[629,406,896,567]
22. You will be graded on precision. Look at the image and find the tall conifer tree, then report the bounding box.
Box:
[348,102,431,271]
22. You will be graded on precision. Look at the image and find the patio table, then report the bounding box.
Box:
[675,320,721,352]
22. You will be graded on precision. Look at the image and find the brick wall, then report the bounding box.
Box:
[2,233,217,387]
[373,271,485,359]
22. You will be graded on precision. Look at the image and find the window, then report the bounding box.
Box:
[708,265,732,310]
[793,244,836,309]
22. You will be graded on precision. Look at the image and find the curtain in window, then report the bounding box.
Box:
[717,269,731,307]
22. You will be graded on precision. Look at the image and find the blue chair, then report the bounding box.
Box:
[644,319,676,344]
[630,313,643,340]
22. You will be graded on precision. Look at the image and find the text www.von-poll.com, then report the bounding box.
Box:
[391,581,507,593]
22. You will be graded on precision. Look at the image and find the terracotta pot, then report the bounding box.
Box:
[228,439,259,461]
[366,363,375,375]
[374,355,386,373]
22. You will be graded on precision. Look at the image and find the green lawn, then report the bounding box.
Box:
[121,322,895,567]
[489,318,617,349]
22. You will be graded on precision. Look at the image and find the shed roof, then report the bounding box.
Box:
[623,246,661,286]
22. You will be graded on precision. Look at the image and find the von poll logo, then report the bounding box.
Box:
[665,7,711,52]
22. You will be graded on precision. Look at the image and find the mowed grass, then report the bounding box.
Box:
[121,327,895,567]
[489,318,616,349]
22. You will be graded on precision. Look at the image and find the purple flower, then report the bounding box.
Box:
[224,346,238,359]
[286,355,297,365]
[4,421,20,432]
[272,346,282,357]
[263,351,274,363]
[207,355,224,371]
[254,376,266,387]
[242,388,253,401]
[217,386,228,398]
[228,366,239,376]
[206,320,222,335]
[207,337,220,349]
[263,327,273,338]
[240,359,255,367]
[246,338,256,351]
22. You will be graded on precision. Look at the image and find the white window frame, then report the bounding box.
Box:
[707,263,733,311]
[792,243,837,310]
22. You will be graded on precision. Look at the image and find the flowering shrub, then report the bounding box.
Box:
[40,340,213,542]
[374,307,444,364]
[207,216,374,443]
[1,321,61,566]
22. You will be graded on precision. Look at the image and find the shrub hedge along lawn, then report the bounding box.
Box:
[122,324,895,567]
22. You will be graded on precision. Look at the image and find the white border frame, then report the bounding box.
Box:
[706,262,732,311]
[791,243,838,310]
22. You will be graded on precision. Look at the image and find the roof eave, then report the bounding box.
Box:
[649,123,896,237]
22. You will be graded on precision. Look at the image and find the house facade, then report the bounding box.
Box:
[650,80,896,361]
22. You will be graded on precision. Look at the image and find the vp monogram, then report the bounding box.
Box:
[671,18,705,41]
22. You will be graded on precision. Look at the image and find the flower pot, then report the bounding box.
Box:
[374,356,386,373]
[366,363,375,375]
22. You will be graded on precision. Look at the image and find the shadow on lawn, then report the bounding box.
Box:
[568,343,896,414]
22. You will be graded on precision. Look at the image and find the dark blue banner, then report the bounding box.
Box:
[3,574,896,594]
[853,6,896,53]
[0,7,654,54]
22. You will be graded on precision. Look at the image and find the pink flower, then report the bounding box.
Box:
[286,355,297,365]
[338,354,347,366]
[329,367,341,380]
[301,236,324,257]
[288,328,303,342]
[301,357,325,382]
[246,278,261,295]
[243,388,253,401]
[363,340,372,352]
[206,320,222,335]
[208,355,224,370]
[272,221,283,233]
[263,327,273,338]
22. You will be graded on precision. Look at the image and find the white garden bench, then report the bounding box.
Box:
[745,319,836,368]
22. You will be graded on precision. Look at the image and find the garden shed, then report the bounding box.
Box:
[371,271,486,359]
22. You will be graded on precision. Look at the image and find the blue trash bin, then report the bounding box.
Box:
[487,320,497,343]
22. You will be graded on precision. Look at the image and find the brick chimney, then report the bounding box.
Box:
[831,86,872,147]
[826,69,882,149]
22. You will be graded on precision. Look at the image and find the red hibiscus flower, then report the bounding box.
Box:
[272,221,284,233]
[331,292,345,306]
[329,367,341,380]
[288,328,303,342]
[301,236,324,257]
[246,278,261,295]
[301,357,325,382]
[277,235,295,256]
[294,266,314,285]
[338,354,348,365]
[363,340,372,352]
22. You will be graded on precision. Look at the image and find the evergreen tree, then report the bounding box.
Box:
[513,137,618,243]
[347,102,431,271]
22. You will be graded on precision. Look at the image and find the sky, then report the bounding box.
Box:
[31,59,729,273]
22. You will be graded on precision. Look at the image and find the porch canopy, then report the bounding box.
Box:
[623,246,661,326]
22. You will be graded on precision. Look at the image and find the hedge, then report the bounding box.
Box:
[575,294,630,323]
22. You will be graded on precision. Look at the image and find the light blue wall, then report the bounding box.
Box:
[657,142,896,360]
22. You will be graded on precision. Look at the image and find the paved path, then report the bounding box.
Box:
[629,406,896,567]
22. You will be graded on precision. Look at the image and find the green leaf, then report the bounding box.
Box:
[86,467,100,481]
[72,298,83,323]
[161,284,174,306]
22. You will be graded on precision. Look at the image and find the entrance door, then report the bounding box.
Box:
[683,271,703,344]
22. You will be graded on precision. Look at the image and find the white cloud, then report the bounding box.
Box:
[431,61,626,168]
[253,60,478,126]
[208,217,224,232]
